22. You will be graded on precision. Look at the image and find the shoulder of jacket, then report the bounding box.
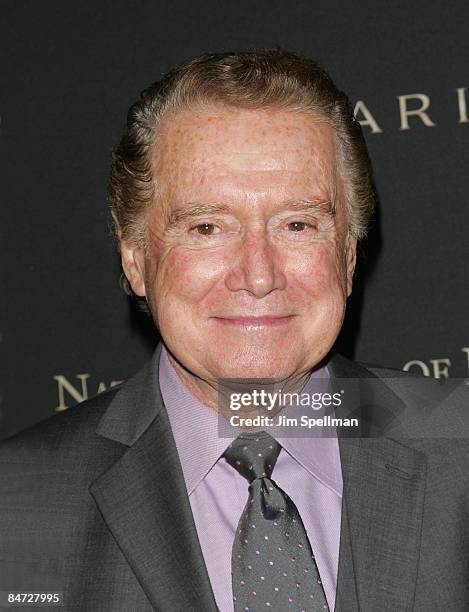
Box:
[0,384,124,464]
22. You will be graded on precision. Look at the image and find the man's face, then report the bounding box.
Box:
[122,106,356,385]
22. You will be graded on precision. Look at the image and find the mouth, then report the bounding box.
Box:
[210,315,297,328]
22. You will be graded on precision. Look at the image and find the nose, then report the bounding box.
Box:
[225,231,286,298]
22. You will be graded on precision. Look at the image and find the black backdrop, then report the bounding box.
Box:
[2,0,468,439]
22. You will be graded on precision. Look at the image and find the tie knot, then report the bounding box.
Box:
[223,432,281,482]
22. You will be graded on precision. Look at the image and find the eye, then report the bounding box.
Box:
[193,223,219,235]
[287,221,310,232]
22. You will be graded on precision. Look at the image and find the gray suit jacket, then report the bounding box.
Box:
[1,345,468,611]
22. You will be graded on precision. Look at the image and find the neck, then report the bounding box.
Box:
[166,349,312,415]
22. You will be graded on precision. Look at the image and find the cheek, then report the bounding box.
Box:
[286,244,345,298]
[150,246,227,306]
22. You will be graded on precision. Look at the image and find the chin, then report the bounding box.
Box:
[209,351,303,381]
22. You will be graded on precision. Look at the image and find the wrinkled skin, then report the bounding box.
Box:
[120,107,356,409]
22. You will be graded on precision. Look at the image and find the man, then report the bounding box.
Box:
[1,51,468,611]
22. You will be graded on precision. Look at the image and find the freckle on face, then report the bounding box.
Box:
[143,107,353,385]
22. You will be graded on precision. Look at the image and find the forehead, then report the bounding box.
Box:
[154,106,339,205]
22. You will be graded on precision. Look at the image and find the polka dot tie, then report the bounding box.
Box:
[224,431,329,612]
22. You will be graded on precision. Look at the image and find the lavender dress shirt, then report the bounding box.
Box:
[159,346,343,611]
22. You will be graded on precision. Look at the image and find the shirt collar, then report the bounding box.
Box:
[159,347,228,495]
[159,345,341,496]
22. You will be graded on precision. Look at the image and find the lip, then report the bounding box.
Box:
[210,315,297,327]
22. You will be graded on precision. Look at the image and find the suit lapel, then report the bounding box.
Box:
[89,347,218,611]
[330,355,427,611]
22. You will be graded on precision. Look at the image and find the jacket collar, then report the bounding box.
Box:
[328,353,427,611]
[90,343,219,611]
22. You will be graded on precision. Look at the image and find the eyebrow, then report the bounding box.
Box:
[284,199,336,216]
[166,198,336,226]
[166,203,232,226]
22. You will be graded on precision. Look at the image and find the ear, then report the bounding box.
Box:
[120,239,147,297]
[345,238,357,296]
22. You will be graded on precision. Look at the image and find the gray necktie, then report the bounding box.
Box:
[224,431,329,611]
